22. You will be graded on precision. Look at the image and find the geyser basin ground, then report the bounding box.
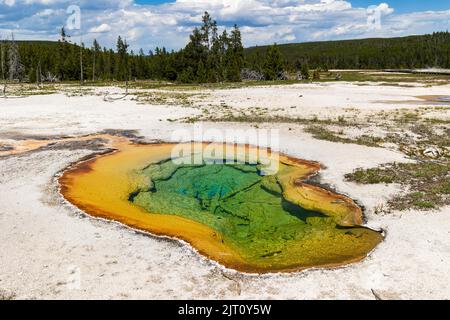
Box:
[60,141,382,273]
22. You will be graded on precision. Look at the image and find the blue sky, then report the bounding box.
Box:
[136,0,450,13]
[1,0,449,51]
[350,0,450,13]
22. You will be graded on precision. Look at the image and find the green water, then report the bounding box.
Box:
[131,159,379,267]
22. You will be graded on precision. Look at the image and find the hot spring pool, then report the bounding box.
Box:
[60,141,382,273]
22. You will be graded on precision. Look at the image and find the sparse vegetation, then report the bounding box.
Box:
[0,289,16,300]
[346,162,450,210]
[385,123,449,160]
[305,126,383,147]
[133,91,200,106]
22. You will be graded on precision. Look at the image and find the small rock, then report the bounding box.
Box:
[423,147,441,158]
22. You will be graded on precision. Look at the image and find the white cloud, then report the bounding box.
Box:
[1,0,16,6]
[0,0,449,51]
[89,23,111,33]
[376,3,394,15]
[36,8,55,17]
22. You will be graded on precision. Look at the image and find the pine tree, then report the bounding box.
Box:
[179,67,195,83]
[263,44,284,80]
[227,25,244,81]
[116,36,127,78]
[92,39,101,81]
[230,25,244,69]
[248,50,264,73]
[80,42,84,85]
[116,36,129,90]
[207,20,220,82]
[226,55,241,82]
[60,27,67,42]
[197,60,207,83]
[57,27,69,80]
[201,11,213,50]
[218,30,229,82]
[184,27,207,82]
[106,48,114,80]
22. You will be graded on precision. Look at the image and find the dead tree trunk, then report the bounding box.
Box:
[8,33,24,82]
[1,37,6,97]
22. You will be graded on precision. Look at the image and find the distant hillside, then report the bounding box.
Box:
[16,40,60,45]
[245,32,450,70]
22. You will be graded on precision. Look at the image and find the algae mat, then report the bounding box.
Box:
[60,141,382,273]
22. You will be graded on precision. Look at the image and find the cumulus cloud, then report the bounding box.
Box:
[0,0,449,51]
[89,23,112,33]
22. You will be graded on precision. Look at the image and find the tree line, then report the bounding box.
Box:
[1,12,251,84]
[1,14,450,85]
[246,32,450,71]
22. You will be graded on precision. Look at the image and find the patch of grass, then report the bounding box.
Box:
[346,162,450,211]
[306,126,383,147]
[355,135,385,147]
[425,118,450,125]
[1,83,59,97]
[396,111,421,124]
[433,181,450,194]
[306,126,347,143]
[309,71,450,85]
[182,112,356,126]
[133,91,200,106]
[414,200,436,209]
[346,167,395,184]
[127,79,308,91]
